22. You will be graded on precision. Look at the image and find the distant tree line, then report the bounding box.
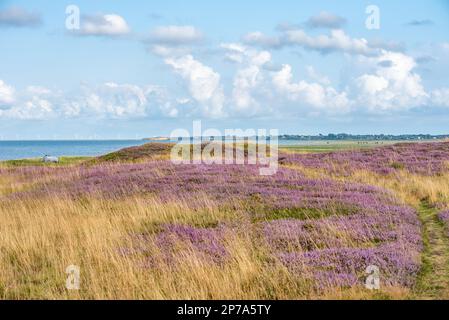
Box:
[278,134,449,141]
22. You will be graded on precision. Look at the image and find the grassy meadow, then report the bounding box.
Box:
[0,141,449,299]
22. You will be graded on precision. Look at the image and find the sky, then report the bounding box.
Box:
[1,0,449,139]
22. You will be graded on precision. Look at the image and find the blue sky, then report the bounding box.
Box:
[1,0,449,139]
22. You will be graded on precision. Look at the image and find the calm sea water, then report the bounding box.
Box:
[0,140,148,161]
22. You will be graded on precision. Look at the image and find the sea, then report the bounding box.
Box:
[0,140,150,161]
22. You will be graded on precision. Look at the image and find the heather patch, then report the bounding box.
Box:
[438,211,449,236]
[285,142,449,176]
[1,144,427,294]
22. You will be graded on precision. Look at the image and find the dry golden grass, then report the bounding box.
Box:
[1,156,445,300]
[0,192,400,300]
[286,164,449,207]
[0,195,293,299]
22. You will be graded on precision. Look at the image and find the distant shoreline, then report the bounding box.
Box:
[1,134,449,142]
[1,138,448,162]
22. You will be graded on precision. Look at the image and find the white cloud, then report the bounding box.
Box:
[306,66,331,85]
[1,84,58,119]
[164,55,225,118]
[221,43,247,63]
[0,82,180,120]
[26,86,52,95]
[148,25,203,45]
[75,83,180,119]
[357,75,389,95]
[7,97,54,120]
[285,29,373,55]
[4,24,449,122]
[242,32,283,49]
[150,45,192,58]
[83,83,148,117]
[221,43,272,114]
[272,64,350,112]
[79,14,130,36]
[355,51,428,111]
[243,28,401,57]
[0,80,15,108]
[306,12,346,29]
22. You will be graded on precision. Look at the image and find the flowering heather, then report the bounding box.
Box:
[133,191,422,289]
[1,144,426,293]
[125,224,230,267]
[278,243,421,288]
[439,211,449,223]
[285,142,449,175]
[261,200,421,288]
[438,211,449,236]
[16,161,399,211]
[37,160,420,290]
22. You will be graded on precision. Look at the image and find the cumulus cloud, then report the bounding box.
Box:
[81,82,149,118]
[306,12,346,29]
[78,14,130,36]
[242,32,283,49]
[150,45,192,58]
[0,6,42,28]
[146,25,205,58]
[285,29,373,55]
[72,83,181,119]
[306,66,331,85]
[244,24,408,58]
[220,43,353,116]
[354,51,428,112]
[222,43,273,114]
[0,80,15,108]
[272,64,350,113]
[0,82,181,120]
[164,55,225,118]
[1,85,56,120]
[244,28,382,56]
[4,25,449,121]
[8,97,54,120]
[147,25,203,45]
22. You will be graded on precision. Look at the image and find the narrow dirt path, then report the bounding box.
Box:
[413,202,449,299]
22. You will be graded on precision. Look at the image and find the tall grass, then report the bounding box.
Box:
[2,142,446,299]
[0,195,319,299]
[290,164,449,207]
[0,185,405,299]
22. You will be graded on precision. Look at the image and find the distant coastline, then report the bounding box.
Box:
[143,137,171,141]
[1,135,448,161]
[143,134,449,142]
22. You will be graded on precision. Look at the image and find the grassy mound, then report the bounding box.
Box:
[94,143,174,163]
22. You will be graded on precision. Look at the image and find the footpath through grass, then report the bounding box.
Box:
[412,202,449,299]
